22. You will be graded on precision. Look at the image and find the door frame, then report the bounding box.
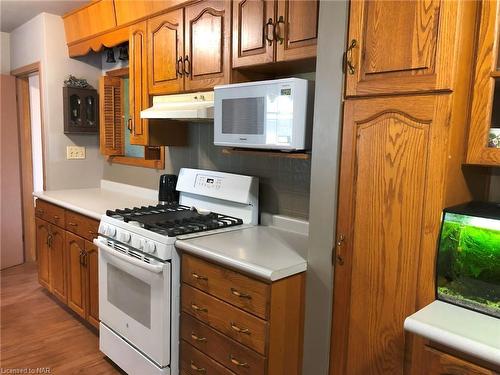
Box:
[11,62,46,262]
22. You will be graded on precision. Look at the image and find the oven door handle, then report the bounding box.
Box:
[94,239,164,274]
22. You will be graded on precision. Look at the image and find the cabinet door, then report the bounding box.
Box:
[85,240,99,329]
[345,0,458,96]
[184,0,231,91]
[466,0,500,166]
[275,0,319,62]
[330,96,450,375]
[422,347,497,375]
[49,225,66,303]
[35,218,50,289]
[129,21,149,145]
[232,0,275,68]
[66,232,86,318]
[148,8,184,94]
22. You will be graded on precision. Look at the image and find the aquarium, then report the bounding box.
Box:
[436,202,500,318]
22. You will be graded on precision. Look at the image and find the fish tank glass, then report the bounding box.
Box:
[436,202,500,318]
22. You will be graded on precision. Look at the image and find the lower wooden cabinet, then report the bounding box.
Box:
[422,347,499,375]
[35,200,99,329]
[180,254,305,375]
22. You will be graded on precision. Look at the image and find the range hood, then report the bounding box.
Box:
[140,91,214,121]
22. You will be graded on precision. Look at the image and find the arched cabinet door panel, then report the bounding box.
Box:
[331,95,452,375]
[184,0,231,91]
[66,232,86,319]
[36,218,51,290]
[49,225,67,303]
[148,8,184,94]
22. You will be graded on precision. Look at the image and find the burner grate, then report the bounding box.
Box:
[106,203,243,237]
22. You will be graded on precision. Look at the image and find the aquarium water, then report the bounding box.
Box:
[436,202,500,318]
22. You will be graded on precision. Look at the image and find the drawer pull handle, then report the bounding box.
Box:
[230,355,249,368]
[230,288,252,299]
[68,222,78,227]
[88,231,97,236]
[36,209,45,215]
[53,215,60,220]
[190,361,206,373]
[191,272,207,281]
[230,322,250,334]
[191,332,207,342]
[191,303,208,313]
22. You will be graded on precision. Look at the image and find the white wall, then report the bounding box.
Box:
[0,32,10,74]
[10,13,103,190]
[29,74,43,192]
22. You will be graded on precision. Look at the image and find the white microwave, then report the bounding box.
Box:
[214,78,314,151]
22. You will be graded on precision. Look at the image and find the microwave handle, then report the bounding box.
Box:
[94,238,164,274]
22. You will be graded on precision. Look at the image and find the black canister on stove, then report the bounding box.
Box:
[159,174,179,204]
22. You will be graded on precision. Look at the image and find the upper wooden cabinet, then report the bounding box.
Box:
[147,9,184,94]
[232,0,319,68]
[344,0,474,97]
[129,21,150,145]
[184,0,231,91]
[466,0,500,166]
[114,0,185,25]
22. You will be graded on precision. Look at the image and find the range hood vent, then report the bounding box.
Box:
[140,92,214,121]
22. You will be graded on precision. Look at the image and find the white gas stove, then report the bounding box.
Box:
[94,168,259,375]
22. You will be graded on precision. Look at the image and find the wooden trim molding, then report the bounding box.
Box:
[106,147,165,169]
[10,62,40,77]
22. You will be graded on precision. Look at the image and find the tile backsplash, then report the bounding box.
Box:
[102,123,312,219]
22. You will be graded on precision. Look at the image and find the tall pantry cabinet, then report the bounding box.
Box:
[330,1,487,374]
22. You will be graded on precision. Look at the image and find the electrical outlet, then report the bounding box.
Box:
[66,146,86,160]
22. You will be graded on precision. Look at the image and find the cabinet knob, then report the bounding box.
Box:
[183,55,190,76]
[190,332,207,342]
[230,288,252,299]
[230,322,250,334]
[274,15,285,44]
[230,355,249,368]
[176,57,184,77]
[190,361,206,373]
[191,303,208,313]
[343,39,357,75]
[191,272,208,281]
[68,222,78,227]
[265,18,274,46]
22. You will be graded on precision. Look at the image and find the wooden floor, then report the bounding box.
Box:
[1,262,122,374]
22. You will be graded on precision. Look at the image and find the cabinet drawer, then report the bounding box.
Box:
[35,200,65,227]
[182,254,270,319]
[182,284,268,355]
[181,340,236,375]
[181,313,266,375]
[65,210,99,241]
[424,346,498,375]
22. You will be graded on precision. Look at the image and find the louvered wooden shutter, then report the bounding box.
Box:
[99,76,124,156]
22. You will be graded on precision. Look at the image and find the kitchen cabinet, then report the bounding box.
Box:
[35,218,67,303]
[35,199,100,329]
[67,232,86,319]
[467,0,500,166]
[129,21,150,146]
[35,218,51,290]
[421,346,499,375]
[344,0,474,97]
[232,0,319,68]
[63,87,99,134]
[180,254,305,375]
[85,240,99,329]
[49,225,67,303]
[183,0,231,91]
[147,9,184,94]
[330,94,487,375]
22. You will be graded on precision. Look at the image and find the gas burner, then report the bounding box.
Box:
[106,203,243,237]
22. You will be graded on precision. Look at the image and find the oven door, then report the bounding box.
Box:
[95,239,171,367]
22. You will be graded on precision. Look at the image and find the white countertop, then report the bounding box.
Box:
[404,300,500,366]
[33,180,158,220]
[175,215,308,281]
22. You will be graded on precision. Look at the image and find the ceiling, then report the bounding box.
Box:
[0,0,87,33]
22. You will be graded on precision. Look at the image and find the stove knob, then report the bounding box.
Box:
[145,241,156,254]
[119,231,131,243]
[99,223,107,236]
[107,226,116,238]
[131,237,144,250]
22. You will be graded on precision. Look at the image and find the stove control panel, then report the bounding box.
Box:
[195,174,223,190]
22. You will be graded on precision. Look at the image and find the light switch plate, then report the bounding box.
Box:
[66,146,86,160]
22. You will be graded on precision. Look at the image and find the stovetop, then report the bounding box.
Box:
[106,203,243,237]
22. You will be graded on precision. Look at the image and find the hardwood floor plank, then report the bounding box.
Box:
[0,262,122,374]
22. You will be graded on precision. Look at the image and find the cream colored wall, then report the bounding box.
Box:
[490,173,500,201]
[10,13,104,190]
[0,32,10,74]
